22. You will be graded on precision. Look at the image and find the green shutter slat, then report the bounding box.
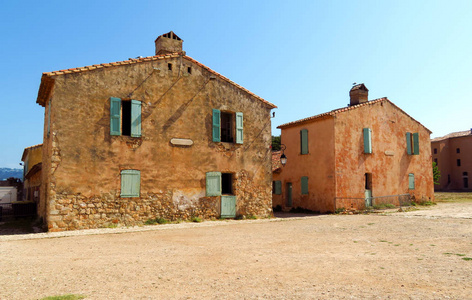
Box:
[301,176,309,195]
[235,112,243,144]
[413,133,419,155]
[300,129,308,154]
[131,100,142,137]
[409,173,415,189]
[206,172,222,196]
[212,109,221,142]
[110,97,121,136]
[275,180,282,195]
[363,128,372,154]
[406,132,412,155]
[121,170,140,197]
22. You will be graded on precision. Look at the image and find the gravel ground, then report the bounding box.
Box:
[1,201,471,299]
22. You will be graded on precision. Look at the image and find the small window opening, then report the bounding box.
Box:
[365,173,372,190]
[457,148,460,154]
[220,112,234,143]
[187,66,192,74]
[448,174,451,184]
[222,173,233,194]
[434,158,438,165]
[121,100,131,136]
[457,159,461,167]
[168,63,172,71]
[463,172,468,176]
[434,148,437,154]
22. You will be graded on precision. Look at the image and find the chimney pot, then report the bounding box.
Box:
[155,31,183,55]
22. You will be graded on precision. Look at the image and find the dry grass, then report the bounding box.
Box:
[435,192,472,203]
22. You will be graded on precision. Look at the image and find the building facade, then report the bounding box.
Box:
[273,84,434,212]
[431,130,472,191]
[21,144,43,206]
[36,31,276,231]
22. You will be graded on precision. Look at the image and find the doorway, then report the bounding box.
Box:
[286,182,292,207]
[365,173,372,207]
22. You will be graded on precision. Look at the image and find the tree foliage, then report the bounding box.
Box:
[432,161,440,185]
[271,136,281,151]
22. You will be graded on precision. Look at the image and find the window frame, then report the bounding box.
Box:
[120,169,141,198]
[300,129,308,155]
[110,97,142,137]
[212,109,243,144]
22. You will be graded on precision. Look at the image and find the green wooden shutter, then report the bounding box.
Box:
[110,97,121,136]
[363,128,372,154]
[300,129,308,154]
[221,195,236,218]
[301,176,309,195]
[413,133,419,155]
[235,112,243,144]
[47,99,51,137]
[131,100,142,137]
[409,173,415,189]
[206,172,222,196]
[121,170,140,197]
[212,109,221,142]
[406,132,412,155]
[274,180,282,195]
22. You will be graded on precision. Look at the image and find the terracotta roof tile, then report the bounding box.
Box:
[431,130,472,142]
[272,151,282,172]
[278,98,430,133]
[39,52,277,109]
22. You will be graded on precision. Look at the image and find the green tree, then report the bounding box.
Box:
[271,136,281,151]
[432,161,441,185]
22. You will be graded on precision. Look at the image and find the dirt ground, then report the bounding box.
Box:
[1,198,471,299]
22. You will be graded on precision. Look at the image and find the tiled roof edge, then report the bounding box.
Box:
[21,144,43,161]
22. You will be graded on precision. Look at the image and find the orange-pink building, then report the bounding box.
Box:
[431,130,472,191]
[273,84,434,212]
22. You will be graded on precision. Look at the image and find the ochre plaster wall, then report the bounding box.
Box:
[41,56,273,231]
[277,118,336,212]
[432,136,472,191]
[334,101,434,209]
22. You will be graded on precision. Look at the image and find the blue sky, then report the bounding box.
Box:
[1,0,471,168]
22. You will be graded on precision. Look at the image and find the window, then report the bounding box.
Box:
[121,170,140,197]
[434,158,438,165]
[187,67,192,74]
[212,109,243,144]
[434,148,437,154]
[273,180,282,195]
[406,132,419,155]
[365,173,372,190]
[110,97,142,137]
[301,176,309,195]
[168,63,172,71]
[457,148,460,154]
[300,129,308,154]
[363,128,372,154]
[222,173,233,194]
[457,159,461,167]
[408,173,415,190]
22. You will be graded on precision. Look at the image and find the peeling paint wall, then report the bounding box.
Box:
[40,56,273,231]
[334,101,434,209]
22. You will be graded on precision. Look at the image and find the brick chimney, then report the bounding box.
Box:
[155,31,183,55]
[349,83,369,106]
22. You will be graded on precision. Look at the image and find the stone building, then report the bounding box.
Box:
[21,144,43,206]
[36,31,276,231]
[273,84,434,212]
[431,130,472,191]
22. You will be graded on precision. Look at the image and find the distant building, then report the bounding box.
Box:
[431,130,472,191]
[21,144,43,205]
[273,84,434,212]
[35,31,276,231]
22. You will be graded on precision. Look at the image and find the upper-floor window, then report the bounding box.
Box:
[406,132,419,155]
[457,148,460,154]
[433,148,437,154]
[212,109,243,144]
[300,129,308,154]
[434,158,438,165]
[110,97,142,137]
[457,159,461,167]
